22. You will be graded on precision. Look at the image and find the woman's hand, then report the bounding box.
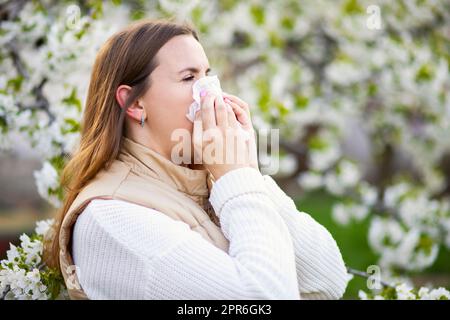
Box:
[193,92,257,180]
[222,92,259,172]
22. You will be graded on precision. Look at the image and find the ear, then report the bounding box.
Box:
[116,84,143,122]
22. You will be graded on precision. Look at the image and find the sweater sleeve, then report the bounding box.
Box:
[261,174,349,300]
[72,167,300,300]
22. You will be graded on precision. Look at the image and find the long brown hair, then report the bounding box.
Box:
[43,18,199,270]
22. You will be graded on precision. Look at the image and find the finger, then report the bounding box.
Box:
[193,111,203,150]
[222,92,251,117]
[227,100,251,129]
[201,94,217,130]
[225,102,239,129]
[215,95,228,131]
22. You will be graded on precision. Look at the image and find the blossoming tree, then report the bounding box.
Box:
[1,0,449,299]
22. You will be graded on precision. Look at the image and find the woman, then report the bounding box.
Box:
[43,18,348,300]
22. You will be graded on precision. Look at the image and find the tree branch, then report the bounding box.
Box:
[0,0,28,21]
[347,266,395,289]
[6,37,55,124]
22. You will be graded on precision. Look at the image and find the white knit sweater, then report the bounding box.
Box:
[72,167,349,300]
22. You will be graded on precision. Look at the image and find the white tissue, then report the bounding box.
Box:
[186,75,250,141]
[186,75,229,122]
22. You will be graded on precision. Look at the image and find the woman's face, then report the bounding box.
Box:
[140,34,211,159]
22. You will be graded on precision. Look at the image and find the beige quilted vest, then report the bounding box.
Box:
[57,137,230,299]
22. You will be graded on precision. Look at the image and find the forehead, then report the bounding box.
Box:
[155,35,210,71]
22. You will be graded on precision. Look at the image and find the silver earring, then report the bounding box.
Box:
[140,114,145,127]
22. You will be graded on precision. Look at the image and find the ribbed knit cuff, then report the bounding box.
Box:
[209,167,267,217]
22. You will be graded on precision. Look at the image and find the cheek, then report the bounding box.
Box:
[179,85,196,128]
[172,86,192,122]
[151,85,194,131]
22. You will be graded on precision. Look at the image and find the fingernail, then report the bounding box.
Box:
[224,97,230,103]
[200,90,207,97]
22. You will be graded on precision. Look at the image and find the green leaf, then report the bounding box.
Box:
[22,22,37,33]
[415,63,434,82]
[49,155,66,172]
[268,31,284,48]
[294,94,309,109]
[254,77,271,113]
[130,10,145,21]
[62,88,82,112]
[62,118,80,134]
[381,286,397,299]
[7,76,24,92]
[368,82,378,96]
[308,136,329,151]
[191,5,203,25]
[219,0,239,11]
[89,0,104,19]
[274,101,290,117]
[41,267,65,299]
[342,0,364,15]
[280,16,295,30]
[418,234,434,256]
[0,116,8,134]
[250,4,265,25]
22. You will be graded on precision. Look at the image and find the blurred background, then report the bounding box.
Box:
[1,0,449,299]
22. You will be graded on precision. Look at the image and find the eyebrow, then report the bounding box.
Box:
[178,66,211,74]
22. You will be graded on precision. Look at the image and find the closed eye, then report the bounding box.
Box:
[183,71,213,82]
[183,75,195,82]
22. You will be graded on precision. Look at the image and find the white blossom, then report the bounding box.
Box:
[418,287,450,300]
[309,145,341,171]
[35,219,55,237]
[33,161,61,208]
[332,202,369,225]
[1,220,67,300]
[297,171,323,190]
[338,160,360,188]
[359,182,378,206]
[395,283,416,300]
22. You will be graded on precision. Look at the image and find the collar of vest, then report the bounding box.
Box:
[118,137,215,197]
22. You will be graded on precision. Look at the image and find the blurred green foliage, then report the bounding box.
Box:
[296,190,450,299]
